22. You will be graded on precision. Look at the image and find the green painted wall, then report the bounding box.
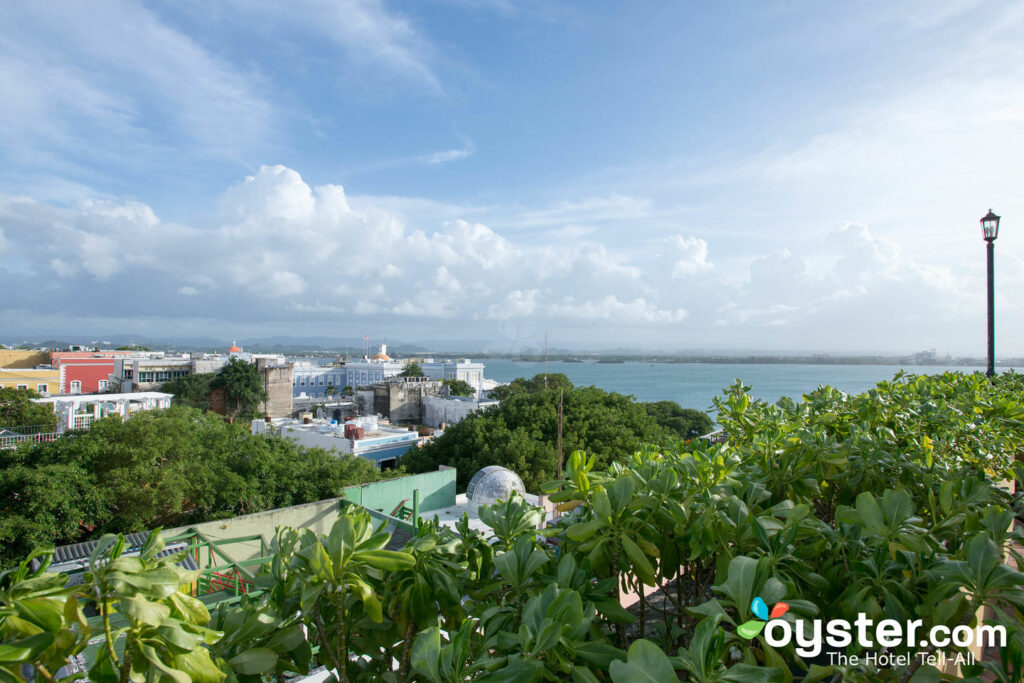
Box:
[340,467,456,516]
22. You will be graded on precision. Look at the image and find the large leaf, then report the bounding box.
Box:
[609,639,680,683]
[227,647,279,675]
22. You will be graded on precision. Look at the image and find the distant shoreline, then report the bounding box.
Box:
[474,355,1018,368]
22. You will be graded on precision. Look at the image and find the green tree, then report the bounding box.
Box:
[642,400,713,439]
[0,387,58,431]
[442,379,475,396]
[213,357,268,417]
[489,373,573,401]
[325,383,337,399]
[402,376,671,491]
[161,372,215,410]
[398,362,425,378]
[0,405,395,567]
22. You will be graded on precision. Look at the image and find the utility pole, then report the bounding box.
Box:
[556,387,563,481]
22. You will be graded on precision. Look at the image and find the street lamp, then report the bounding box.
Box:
[980,209,1000,377]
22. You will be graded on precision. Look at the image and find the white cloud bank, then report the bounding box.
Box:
[0,165,1020,352]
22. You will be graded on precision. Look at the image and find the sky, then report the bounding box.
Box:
[1,0,1023,354]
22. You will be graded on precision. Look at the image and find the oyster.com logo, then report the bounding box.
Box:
[737,597,789,639]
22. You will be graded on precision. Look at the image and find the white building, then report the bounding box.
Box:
[270,415,419,469]
[291,344,487,398]
[423,393,498,428]
[33,392,174,434]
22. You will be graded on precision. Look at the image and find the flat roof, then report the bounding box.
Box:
[424,492,544,535]
[33,392,174,403]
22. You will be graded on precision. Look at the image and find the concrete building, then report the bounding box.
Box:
[270,415,420,469]
[32,392,173,433]
[256,357,293,418]
[423,393,499,428]
[112,356,194,391]
[373,378,444,423]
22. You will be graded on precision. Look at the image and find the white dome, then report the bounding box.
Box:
[466,466,526,507]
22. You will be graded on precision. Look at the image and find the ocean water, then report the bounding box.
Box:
[480,359,1016,412]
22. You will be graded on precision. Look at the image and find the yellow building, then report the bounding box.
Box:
[0,350,51,369]
[0,368,63,395]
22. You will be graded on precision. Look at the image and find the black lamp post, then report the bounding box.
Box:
[980,209,1000,377]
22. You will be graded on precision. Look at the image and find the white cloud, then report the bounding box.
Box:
[2,165,1021,353]
[0,1,272,169]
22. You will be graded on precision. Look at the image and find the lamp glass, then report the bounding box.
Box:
[981,210,1000,241]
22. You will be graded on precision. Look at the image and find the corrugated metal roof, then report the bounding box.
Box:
[31,531,151,570]
[55,543,198,586]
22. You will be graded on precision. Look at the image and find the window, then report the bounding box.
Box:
[300,378,305,386]
[319,377,325,386]
[70,380,82,394]
[16,384,28,390]
[98,380,108,391]
[36,384,48,394]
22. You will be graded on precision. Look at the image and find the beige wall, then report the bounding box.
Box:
[0,368,61,392]
[0,350,50,369]
[164,497,346,565]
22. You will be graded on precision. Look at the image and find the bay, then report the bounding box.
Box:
[479,359,1019,412]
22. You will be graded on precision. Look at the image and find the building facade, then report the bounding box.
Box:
[0,367,63,395]
[291,346,486,398]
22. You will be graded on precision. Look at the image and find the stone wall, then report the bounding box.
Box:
[257,359,293,418]
[372,379,443,424]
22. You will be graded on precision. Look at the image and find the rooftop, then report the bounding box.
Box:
[33,391,174,404]
[423,492,544,535]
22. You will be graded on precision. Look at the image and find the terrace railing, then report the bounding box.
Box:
[0,424,59,449]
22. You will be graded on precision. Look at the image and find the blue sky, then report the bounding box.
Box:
[1,0,1022,353]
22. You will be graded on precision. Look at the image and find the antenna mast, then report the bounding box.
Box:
[544,331,548,388]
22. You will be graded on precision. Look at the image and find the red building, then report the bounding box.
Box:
[51,351,143,394]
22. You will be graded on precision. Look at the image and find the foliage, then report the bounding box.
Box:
[643,400,713,439]
[402,374,673,491]
[488,373,574,401]
[3,371,1024,681]
[0,406,394,568]
[442,379,475,397]
[400,362,425,378]
[0,388,57,431]
[211,358,267,418]
[161,373,215,411]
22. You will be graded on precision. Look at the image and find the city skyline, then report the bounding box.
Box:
[2,1,1023,354]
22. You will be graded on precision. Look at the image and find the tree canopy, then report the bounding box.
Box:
[0,405,395,567]
[442,378,475,396]
[642,400,713,439]
[398,361,425,378]
[211,357,267,417]
[401,374,675,491]
[161,372,215,410]
[0,387,58,431]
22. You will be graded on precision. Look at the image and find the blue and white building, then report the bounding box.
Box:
[291,344,487,398]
